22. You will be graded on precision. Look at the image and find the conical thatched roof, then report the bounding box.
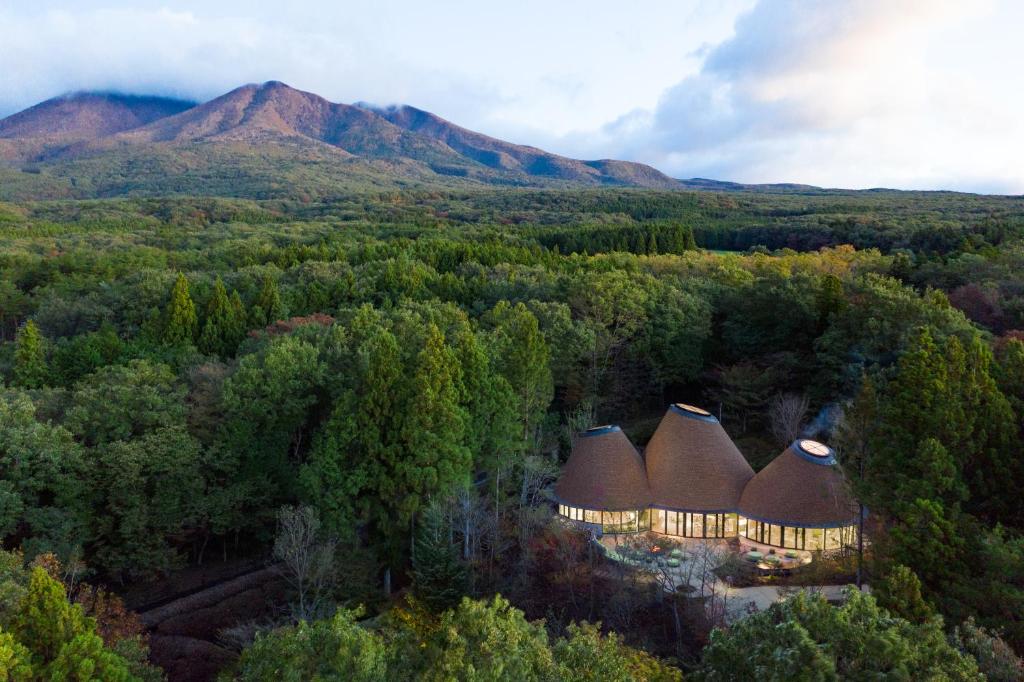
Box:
[739,439,859,527]
[554,426,652,511]
[644,403,754,512]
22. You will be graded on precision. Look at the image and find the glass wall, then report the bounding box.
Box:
[652,510,738,538]
[740,518,857,551]
[558,505,651,534]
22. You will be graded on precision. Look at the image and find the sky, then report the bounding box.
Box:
[1,0,1022,193]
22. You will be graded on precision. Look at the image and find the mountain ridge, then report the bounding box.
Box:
[0,81,681,196]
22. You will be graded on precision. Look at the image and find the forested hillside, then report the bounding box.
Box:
[0,189,1022,680]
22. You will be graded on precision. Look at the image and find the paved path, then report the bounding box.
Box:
[596,536,867,623]
[722,584,867,620]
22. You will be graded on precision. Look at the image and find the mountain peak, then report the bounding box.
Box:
[0,81,682,194]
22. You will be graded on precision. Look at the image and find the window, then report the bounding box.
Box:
[783,526,795,548]
[706,514,718,538]
[725,514,737,537]
[691,513,704,538]
[639,508,651,531]
[825,527,842,550]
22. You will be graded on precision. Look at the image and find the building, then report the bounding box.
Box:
[645,403,754,539]
[554,425,653,534]
[738,439,859,551]
[554,404,860,552]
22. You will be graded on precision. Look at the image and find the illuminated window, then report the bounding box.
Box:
[825,527,842,550]
[691,513,704,538]
[784,526,798,549]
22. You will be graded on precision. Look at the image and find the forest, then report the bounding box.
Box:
[0,187,1022,680]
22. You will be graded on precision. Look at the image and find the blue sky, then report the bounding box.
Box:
[1,0,1022,193]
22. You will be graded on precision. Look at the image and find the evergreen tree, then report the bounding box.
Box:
[302,324,402,537]
[162,273,197,346]
[251,274,285,328]
[682,224,698,251]
[816,273,844,331]
[411,504,468,612]
[874,564,934,624]
[13,320,47,389]
[995,338,1024,414]
[10,568,134,680]
[955,336,1022,525]
[693,590,980,681]
[12,567,88,662]
[397,324,471,522]
[199,277,235,356]
[482,301,554,448]
[0,631,33,681]
[229,289,248,346]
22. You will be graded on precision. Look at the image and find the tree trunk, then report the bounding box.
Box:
[856,501,865,588]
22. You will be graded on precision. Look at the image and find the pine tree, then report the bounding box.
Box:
[683,224,698,251]
[397,324,471,522]
[995,338,1024,413]
[955,336,1022,525]
[411,504,468,612]
[12,568,88,662]
[229,290,248,347]
[816,273,844,331]
[13,320,47,388]
[252,274,285,328]
[482,301,554,448]
[199,278,246,356]
[163,273,197,346]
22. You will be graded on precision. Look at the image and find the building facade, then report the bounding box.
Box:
[554,404,860,551]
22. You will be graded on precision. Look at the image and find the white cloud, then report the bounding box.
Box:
[586,0,1024,192]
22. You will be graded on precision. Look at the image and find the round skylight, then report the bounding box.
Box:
[798,439,832,457]
[674,403,712,417]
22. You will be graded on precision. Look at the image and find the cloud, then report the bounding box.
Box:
[0,4,506,124]
[584,0,1024,192]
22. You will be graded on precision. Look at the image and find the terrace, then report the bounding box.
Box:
[590,528,859,621]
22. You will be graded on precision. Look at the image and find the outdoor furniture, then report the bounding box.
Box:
[745,551,763,563]
[666,558,681,568]
[763,554,782,566]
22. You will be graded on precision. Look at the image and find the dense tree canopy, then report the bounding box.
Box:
[0,189,1022,678]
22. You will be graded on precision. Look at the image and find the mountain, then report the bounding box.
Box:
[370,103,674,187]
[0,81,680,198]
[0,92,195,162]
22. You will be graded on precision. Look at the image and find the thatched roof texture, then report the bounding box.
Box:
[644,404,754,512]
[738,439,859,527]
[555,426,652,510]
